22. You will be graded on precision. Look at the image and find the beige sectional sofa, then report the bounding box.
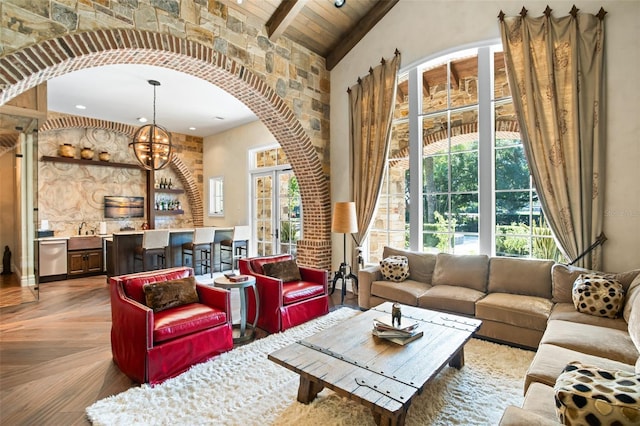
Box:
[359,246,556,349]
[358,246,640,424]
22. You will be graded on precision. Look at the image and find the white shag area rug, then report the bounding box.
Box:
[87,308,534,426]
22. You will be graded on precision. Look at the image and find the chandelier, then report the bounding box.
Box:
[129,79,173,170]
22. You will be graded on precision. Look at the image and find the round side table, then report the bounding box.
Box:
[213,275,259,342]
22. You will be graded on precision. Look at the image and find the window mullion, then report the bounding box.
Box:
[408,67,421,251]
[477,46,493,256]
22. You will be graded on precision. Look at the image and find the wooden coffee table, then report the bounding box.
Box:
[268,302,481,426]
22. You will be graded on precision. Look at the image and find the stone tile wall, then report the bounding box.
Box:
[0,1,332,269]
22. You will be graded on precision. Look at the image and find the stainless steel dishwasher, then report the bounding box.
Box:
[38,239,68,282]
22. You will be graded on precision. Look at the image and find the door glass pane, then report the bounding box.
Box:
[253,175,273,256]
[278,172,301,256]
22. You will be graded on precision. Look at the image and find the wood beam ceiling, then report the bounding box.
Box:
[266,0,311,40]
[326,0,399,70]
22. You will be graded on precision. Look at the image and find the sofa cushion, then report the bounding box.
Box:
[623,273,640,323]
[380,255,410,282]
[522,382,561,422]
[382,246,436,284]
[153,303,227,343]
[540,320,639,365]
[432,253,489,292]
[121,267,193,304]
[371,279,430,306]
[417,285,485,316]
[262,259,301,282]
[572,274,625,319]
[525,343,636,392]
[549,303,628,331]
[554,361,640,426]
[488,257,554,299]
[282,281,326,305]
[552,264,640,304]
[475,293,552,332]
[628,286,640,359]
[143,276,200,313]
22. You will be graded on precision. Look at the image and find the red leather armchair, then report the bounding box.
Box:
[239,254,329,334]
[109,267,233,384]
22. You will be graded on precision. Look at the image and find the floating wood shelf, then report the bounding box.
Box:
[41,155,143,170]
[154,209,184,215]
[155,188,185,194]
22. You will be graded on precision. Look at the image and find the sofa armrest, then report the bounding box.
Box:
[299,266,329,293]
[196,284,232,323]
[358,264,382,309]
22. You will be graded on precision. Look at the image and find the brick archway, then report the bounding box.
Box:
[39,116,205,227]
[0,29,331,269]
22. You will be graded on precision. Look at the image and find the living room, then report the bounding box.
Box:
[1,0,639,424]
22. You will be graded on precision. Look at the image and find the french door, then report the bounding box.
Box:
[252,169,301,257]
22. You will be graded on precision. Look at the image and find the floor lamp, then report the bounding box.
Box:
[330,201,358,304]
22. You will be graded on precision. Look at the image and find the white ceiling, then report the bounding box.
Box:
[47,64,258,138]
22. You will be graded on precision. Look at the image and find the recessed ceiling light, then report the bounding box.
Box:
[75,104,86,110]
[138,117,148,123]
[189,127,196,131]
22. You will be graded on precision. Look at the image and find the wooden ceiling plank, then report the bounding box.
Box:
[326,0,399,70]
[266,0,311,40]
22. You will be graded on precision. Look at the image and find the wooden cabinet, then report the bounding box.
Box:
[68,249,103,276]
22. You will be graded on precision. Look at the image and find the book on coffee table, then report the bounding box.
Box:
[372,317,422,345]
[372,328,424,345]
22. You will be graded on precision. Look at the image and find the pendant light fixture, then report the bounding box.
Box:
[129,79,173,170]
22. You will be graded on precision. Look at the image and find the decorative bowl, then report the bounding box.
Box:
[81,147,94,160]
[59,144,75,158]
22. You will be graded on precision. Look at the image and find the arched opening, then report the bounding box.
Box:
[0,29,331,269]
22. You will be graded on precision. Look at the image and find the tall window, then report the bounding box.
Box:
[367,44,563,263]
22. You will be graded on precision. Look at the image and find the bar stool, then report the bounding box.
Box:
[182,227,215,277]
[220,225,250,271]
[134,229,170,272]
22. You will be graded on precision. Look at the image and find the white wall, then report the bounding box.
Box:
[202,119,276,229]
[330,0,640,272]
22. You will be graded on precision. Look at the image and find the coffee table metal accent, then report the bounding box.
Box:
[268,302,481,426]
[213,275,259,342]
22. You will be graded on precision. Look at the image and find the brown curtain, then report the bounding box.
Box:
[348,50,400,267]
[499,7,606,269]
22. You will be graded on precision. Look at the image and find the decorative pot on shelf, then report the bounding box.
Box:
[99,151,110,162]
[59,143,75,158]
[81,147,94,160]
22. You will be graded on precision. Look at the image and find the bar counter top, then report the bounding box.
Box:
[108,227,233,277]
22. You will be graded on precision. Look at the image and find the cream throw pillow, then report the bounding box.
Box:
[380,256,410,283]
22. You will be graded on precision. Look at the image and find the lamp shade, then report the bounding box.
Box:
[331,202,358,234]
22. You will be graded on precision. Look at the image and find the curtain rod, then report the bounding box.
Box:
[347,48,400,93]
[498,5,607,21]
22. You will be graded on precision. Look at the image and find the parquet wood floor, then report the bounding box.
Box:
[0,274,358,425]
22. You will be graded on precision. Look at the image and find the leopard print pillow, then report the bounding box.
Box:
[555,361,640,425]
[380,255,410,283]
[572,274,625,318]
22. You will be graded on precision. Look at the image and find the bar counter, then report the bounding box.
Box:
[108,227,233,277]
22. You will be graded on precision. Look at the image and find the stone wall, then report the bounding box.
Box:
[0,0,333,269]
